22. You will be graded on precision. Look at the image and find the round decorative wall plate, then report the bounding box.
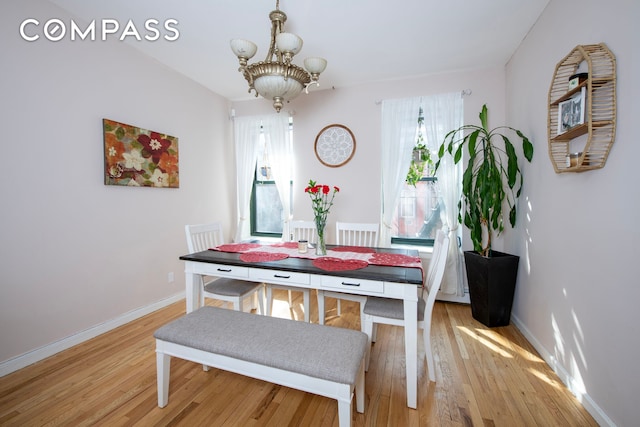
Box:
[314,124,356,167]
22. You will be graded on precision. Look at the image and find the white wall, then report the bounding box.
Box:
[3,0,635,424]
[232,67,506,248]
[0,0,233,365]
[506,0,638,426]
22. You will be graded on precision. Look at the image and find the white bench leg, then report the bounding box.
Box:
[337,400,352,427]
[156,351,171,408]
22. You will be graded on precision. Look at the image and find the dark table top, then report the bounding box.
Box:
[180,245,423,285]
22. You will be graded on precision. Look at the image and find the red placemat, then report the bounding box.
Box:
[370,253,421,266]
[239,252,289,263]
[213,243,261,253]
[331,246,377,254]
[312,257,369,272]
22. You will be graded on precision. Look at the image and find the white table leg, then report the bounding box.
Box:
[185,269,201,313]
[404,294,418,409]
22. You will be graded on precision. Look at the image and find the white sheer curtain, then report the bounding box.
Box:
[380,97,423,246]
[423,92,465,296]
[233,115,263,242]
[262,114,293,241]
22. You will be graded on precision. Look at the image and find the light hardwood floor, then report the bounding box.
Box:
[0,291,597,426]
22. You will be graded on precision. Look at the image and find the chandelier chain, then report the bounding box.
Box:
[266,15,281,63]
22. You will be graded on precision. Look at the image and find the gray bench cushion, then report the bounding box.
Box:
[154,306,367,385]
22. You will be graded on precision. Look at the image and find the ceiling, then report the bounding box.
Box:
[48,0,550,102]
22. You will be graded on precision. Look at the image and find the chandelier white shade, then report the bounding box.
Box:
[230,0,327,112]
[229,39,257,66]
[275,33,302,57]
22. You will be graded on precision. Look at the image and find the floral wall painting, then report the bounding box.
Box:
[103,119,179,188]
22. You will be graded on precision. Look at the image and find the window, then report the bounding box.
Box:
[381,92,463,295]
[249,119,293,237]
[250,141,283,236]
[392,178,443,246]
[390,106,444,246]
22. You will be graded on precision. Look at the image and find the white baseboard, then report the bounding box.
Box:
[511,314,616,427]
[0,292,185,378]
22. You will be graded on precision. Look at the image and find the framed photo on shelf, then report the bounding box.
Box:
[558,87,586,135]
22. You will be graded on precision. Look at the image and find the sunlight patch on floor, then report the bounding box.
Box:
[270,298,302,321]
[476,329,544,363]
[528,367,562,389]
[457,326,513,358]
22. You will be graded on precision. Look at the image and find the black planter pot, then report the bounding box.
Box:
[464,250,519,327]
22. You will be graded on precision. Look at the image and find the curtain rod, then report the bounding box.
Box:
[229,109,295,120]
[374,89,472,105]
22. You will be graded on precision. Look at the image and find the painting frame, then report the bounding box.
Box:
[557,87,586,135]
[103,119,179,188]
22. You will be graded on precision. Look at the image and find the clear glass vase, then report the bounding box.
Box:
[316,224,327,256]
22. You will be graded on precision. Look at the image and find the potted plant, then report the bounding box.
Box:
[436,104,534,327]
[406,108,433,186]
[406,143,432,186]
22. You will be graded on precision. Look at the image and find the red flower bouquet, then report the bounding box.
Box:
[304,179,339,255]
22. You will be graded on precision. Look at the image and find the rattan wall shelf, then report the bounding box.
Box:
[547,43,616,173]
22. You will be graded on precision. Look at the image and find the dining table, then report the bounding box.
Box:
[179,241,424,409]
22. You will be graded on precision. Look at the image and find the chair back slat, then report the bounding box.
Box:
[335,222,379,247]
[290,220,318,244]
[185,223,225,252]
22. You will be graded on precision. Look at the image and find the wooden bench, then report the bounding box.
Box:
[154,306,367,427]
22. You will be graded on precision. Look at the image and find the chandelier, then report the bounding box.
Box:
[230,0,327,113]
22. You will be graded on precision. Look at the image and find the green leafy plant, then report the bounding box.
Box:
[435,104,534,257]
[406,109,433,187]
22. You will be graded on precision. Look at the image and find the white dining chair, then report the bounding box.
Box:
[289,220,318,245]
[185,222,265,314]
[264,220,314,322]
[362,229,449,381]
[335,222,379,247]
[317,222,379,326]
